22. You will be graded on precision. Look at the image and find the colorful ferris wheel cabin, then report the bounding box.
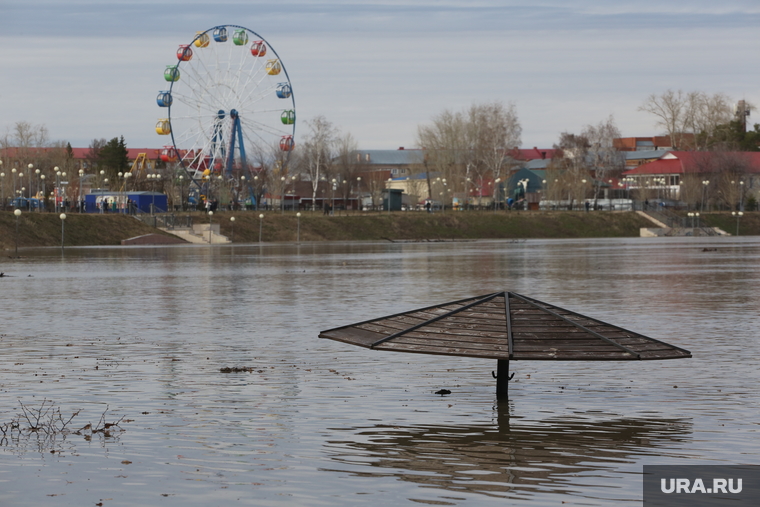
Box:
[233,29,248,46]
[213,27,228,42]
[156,91,173,107]
[266,59,282,75]
[280,135,295,152]
[177,45,193,61]
[160,146,178,162]
[164,65,180,82]
[281,110,295,125]
[276,83,292,99]
[194,32,210,48]
[250,41,266,57]
[156,119,171,135]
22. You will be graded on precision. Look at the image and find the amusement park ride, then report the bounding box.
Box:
[155,25,296,207]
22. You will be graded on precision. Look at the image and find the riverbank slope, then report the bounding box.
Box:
[1,210,755,249]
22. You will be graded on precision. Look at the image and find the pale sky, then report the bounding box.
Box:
[2,1,760,151]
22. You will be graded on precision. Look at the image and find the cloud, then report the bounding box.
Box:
[2,1,760,150]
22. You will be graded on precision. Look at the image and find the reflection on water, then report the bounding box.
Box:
[0,237,758,506]
[325,406,692,502]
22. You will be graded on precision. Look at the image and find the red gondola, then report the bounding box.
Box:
[160,146,178,162]
[177,45,193,61]
[250,41,267,57]
[280,135,295,152]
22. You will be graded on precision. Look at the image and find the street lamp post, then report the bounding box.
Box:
[701,180,710,213]
[18,171,24,208]
[239,175,246,211]
[14,208,21,254]
[147,173,158,215]
[386,177,392,214]
[59,171,68,211]
[217,174,223,210]
[0,168,4,210]
[178,175,184,211]
[356,176,362,211]
[732,211,743,236]
[39,174,45,210]
[54,168,61,213]
[208,210,213,244]
[11,167,17,207]
[296,212,301,242]
[60,213,66,252]
[258,213,264,243]
[253,175,259,210]
[35,169,41,210]
[281,176,286,214]
[331,178,337,215]
[27,164,33,209]
[230,216,235,242]
[79,169,85,212]
[519,178,529,210]
[493,177,501,212]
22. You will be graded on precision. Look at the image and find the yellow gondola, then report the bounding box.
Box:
[266,59,282,75]
[156,119,171,135]
[194,32,210,48]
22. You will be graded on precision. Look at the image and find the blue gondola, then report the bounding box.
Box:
[156,91,173,107]
[276,83,292,99]
[213,27,228,42]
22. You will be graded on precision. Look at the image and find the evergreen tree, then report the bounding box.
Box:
[98,136,130,179]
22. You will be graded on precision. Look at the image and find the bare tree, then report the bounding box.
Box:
[417,102,522,209]
[468,101,522,207]
[553,132,591,210]
[333,132,366,210]
[679,174,703,210]
[416,109,469,204]
[582,115,625,207]
[298,116,337,211]
[639,89,735,150]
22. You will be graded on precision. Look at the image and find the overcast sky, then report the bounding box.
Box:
[2,1,760,151]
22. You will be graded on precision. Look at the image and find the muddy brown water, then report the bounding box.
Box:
[0,237,758,506]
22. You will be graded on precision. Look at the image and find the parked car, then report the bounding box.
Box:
[11,197,45,210]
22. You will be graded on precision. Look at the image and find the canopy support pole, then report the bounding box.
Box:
[494,359,514,399]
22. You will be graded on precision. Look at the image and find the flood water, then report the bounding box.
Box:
[0,237,758,506]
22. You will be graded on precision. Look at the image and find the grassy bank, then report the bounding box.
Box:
[216,210,654,243]
[0,212,176,251]
[2,210,756,250]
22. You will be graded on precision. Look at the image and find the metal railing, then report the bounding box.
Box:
[134,213,193,230]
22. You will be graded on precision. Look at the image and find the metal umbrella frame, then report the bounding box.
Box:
[319,291,691,398]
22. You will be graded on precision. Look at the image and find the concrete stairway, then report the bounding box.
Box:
[159,224,230,244]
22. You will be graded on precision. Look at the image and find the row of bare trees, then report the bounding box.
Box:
[414,101,521,207]
[638,89,739,151]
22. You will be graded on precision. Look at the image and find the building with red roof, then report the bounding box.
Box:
[622,151,760,204]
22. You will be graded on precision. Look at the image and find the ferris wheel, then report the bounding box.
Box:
[155,25,296,190]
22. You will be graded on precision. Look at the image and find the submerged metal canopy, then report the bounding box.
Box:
[319,292,691,361]
[319,292,691,397]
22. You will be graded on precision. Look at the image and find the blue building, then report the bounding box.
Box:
[85,190,167,214]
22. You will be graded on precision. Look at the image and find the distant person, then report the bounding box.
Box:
[425,201,431,213]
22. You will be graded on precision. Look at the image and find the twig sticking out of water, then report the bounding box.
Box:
[1,400,123,454]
